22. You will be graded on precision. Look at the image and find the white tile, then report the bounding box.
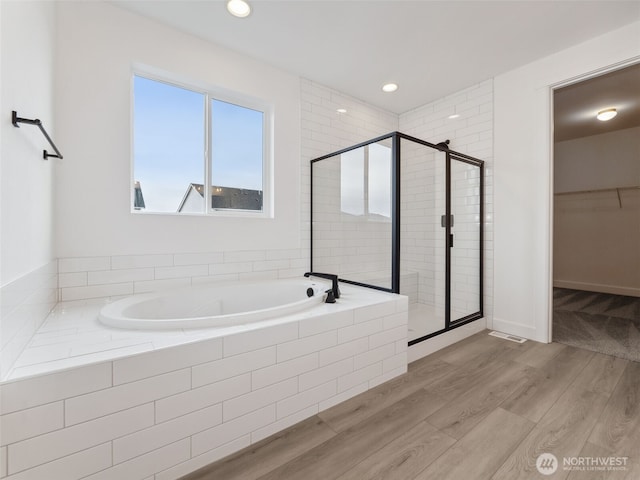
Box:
[155,436,250,480]
[111,254,173,270]
[337,363,382,393]
[1,443,111,480]
[60,283,133,301]
[0,401,63,446]
[113,404,222,463]
[318,382,369,412]
[276,380,336,419]
[298,358,353,391]
[251,404,318,444]
[191,405,276,457]
[384,352,407,373]
[224,323,298,357]
[88,268,154,286]
[369,366,406,389]
[65,369,191,426]
[154,265,208,280]
[58,257,110,273]
[353,343,395,371]
[337,318,383,344]
[8,403,154,474]
[298,310,353,338]
[84,439,190,480]
[369,325,407,349]
[192,347,275,388]
[208,262,252,275]
[173,252,224,266]
[353,300,397,323]
[223,250,266,262]
[134,278,191,294]
[0,362,111,414]
[58,272,87,288]
[383,312,408,330]
[251,353,318,390]
[156,374,250,423]
[7,344,153,381]
[0,446,5,478]
[318,337,368,367]
[276,330,336,362]
[223,378,297,421]
[113,337,222,385]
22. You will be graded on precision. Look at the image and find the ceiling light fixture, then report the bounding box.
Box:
[227,0,251,18]
[448,114,460,119]
[596,108,617,121]
[382,83,398,93]
[336,108,347,114]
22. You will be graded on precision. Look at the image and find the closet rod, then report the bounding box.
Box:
[12,110,63,160]
[555,185,640,208]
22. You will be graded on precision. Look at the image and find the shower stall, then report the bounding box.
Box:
[310,132,484,344]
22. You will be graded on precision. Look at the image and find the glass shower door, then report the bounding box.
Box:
[401,138,447,341]
[449,156,482,322]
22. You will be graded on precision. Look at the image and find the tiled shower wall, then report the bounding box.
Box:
[302,79,398,285]
[399,79,494,321]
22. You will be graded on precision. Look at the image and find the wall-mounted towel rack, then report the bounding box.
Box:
[555,185,640,208]
[12,110,63,160]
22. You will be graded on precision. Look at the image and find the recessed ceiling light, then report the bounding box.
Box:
[448,114,460,119]
[382,83,398,93]
[336,108,347,114]
[596,108,617,121]
[227,0,251,18]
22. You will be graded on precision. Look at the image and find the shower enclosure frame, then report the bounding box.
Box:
[310,131,485,345]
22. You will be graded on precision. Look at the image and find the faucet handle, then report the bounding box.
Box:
[324,289,336,304]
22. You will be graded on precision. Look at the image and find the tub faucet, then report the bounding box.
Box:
[304,272,341,301]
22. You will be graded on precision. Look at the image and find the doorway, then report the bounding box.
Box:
[551,63,640,361]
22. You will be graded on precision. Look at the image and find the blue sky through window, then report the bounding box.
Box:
[133,75,264,212]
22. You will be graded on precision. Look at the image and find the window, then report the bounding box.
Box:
[132,73,270,215]
[340,143,392,219]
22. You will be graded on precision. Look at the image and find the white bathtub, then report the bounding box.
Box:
[98,278,327,329]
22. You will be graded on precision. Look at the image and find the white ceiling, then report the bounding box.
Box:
[554,63,640,142]
[112,0,640,115]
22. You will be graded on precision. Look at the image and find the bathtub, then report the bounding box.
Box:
[98,278,327,329]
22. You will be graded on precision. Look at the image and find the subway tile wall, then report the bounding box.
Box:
[57,250,309,302]
[399,79,494,322]
[302,78,398,286]
[0,293,407,479]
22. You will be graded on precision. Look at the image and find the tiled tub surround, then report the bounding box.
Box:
[0,283,408,480]
[57,250,309,302]
[0,262,58,380]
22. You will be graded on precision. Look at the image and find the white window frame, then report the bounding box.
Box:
[130,66,273,218]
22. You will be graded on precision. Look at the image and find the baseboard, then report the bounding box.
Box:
[492,316,545,343]
[554,280,640,298]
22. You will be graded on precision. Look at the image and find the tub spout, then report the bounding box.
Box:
[304,272,340,300]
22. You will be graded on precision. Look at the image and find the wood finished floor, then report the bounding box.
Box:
[181,331,640,480]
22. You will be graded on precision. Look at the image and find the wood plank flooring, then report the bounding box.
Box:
[181,331,640,480]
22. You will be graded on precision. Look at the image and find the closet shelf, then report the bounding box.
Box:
[555,185,640,208]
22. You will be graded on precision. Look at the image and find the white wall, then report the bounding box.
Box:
[55,1,301,258]
[554,126,640,296]
[0,1,58,379]
[493,21,640,342]
[0,0,56,286]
